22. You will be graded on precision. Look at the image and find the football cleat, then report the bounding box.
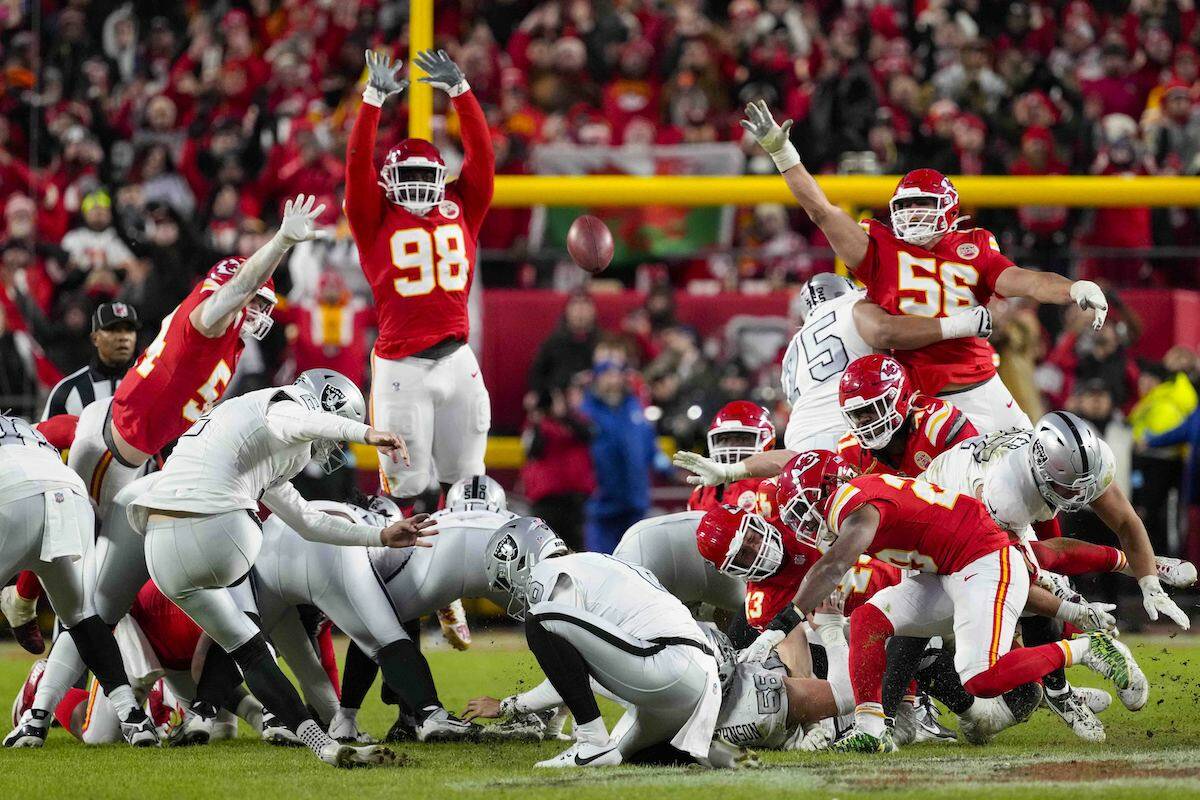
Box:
[909,695,957,744]
[437,600,472,650]
[415,707,480,742]
[830,726,898,754]
[262,710,303,747]
[10,659,46,728]
[211,711,239,741]
[4,708,50,748]
[120,708,161,747]
[1075,686,1113,714]
[704,736,761,770]
[166,710,213,747]
[1,586,44,654]
[542,707,573,741]
[329,712,377,744]
[384,708,419,743]
[1001,681,1043,724]
[1044,689,1105,743]
[318,742,397,769]
[793,725,833,751]
[956,697,1012,745]
[1080,633,1149,711]
[479,712,545,742]
[1155,557,1197,588]
[534,739,622,768]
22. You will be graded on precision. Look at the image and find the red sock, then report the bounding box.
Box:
[15,571,42,602]
[54,687,89,731]
[316,622,341,699]
[1031,538,1124,576]
[848,604,894,706]
[963,642,1068,698]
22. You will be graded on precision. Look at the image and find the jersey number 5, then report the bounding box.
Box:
[897,252,980,317]
[390,224,469,297]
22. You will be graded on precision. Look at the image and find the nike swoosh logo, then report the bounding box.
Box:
[471,371,478,378]
[962,573,975,582]
[574,748,614,765]
[1005,400,1014,408]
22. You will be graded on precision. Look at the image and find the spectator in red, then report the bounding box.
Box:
[1082,41,1148,119]
[1011,126,1071,274]
[1079,115,1155,284]
[520,386,595,552]
[282,271,374,387]
[603,39,661,144]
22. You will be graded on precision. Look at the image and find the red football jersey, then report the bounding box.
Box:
[837,555,904,617]
[836,396,977,477]
[346,92,494,360]
[111,281,245,455]
[744,517,823,631]
[129,581,202,672]
[856,219,1015,394]
[688,477,762,514]
[826,473,1013,575]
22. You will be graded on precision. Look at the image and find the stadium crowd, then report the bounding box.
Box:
[3,1,1200,571]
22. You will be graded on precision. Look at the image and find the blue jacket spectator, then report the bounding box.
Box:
[1145,409,1200,509]
[579,362,671,553]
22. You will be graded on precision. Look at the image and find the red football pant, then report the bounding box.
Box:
[15,571,42,601]
[848,603,895,706]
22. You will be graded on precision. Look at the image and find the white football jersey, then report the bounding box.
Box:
[921,429,1054,536]
[527,552,708,645]
[370,507,517,618]
[128,386,316,518]
[0,415,87,504]
[780,290,874,451]
[714,657,792,748]
[612,511,746,612]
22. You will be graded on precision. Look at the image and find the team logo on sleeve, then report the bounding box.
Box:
[319,384,348,413]
[493,534,519,562]
[956,243,980,260]
[439,200,461,219]
[914,451,931,469]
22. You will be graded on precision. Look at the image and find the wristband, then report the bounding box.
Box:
[770,141,802,173]
[448,80,470,98]
[1054,599,1081,624]
[766,605,803,633]
[1138,575,1163,595]
[362,86,387,107]
[727,460,751,483]
[938,311,977,340]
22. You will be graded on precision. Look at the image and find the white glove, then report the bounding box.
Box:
[277,194,328,246]
[1140,575,1191,630]
[673,450,748,487]
[1055,599,1116,632]
[740,99,800,173]
[939,305,992,340]
[793,725,832,752]
[1070,280,1108,331]
[737,628,785,664]
[363,50,407,106]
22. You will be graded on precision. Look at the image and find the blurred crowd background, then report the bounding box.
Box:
[4,1,1200,606]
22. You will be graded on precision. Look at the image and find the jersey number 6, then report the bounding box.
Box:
[389,224,470,298]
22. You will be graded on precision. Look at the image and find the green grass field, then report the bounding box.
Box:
[3,630,1200,799]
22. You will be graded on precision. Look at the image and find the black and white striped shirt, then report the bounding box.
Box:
[41,358,130,420]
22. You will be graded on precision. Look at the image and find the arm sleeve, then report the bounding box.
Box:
[450,91,495,236]
[264,399,371,446]
[345,102,385,245]
[196,236,290,330]
[261,482,382,547]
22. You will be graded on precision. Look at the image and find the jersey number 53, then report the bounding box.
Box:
[390,224,469,298]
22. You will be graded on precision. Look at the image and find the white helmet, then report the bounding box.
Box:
[794,272,856,325]
[484,517,568,621]
[293,368,366,473]
[445,475,507,513]
[348,494,403,526]
[1029,411,1115,512]
[698,622,737,694]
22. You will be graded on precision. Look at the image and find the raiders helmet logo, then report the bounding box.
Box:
[320,384,348,413]
[439,200,460,219]
[956,243,980,260]
[492,534,519,562]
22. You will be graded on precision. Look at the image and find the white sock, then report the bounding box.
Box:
[297,719,335,754]
[108,685,138,720]
[854,703,887,737]
[1065,638,1091,665]
[236,695,263,731]
[573,717,609,747]
[335,707,358,724]
[1045,681,1073,698]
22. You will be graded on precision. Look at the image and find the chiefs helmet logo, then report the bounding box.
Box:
[319,384,348,413]
[956,243,980,260]
[879,358,903,380]
[492,534,519,562]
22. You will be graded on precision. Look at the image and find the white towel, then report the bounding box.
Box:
[671,660,723,759]
[38,489,89,563]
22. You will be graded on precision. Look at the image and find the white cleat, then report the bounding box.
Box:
[479,712,545,742]
[3,709,49,748]
[166,711,213,747]
[1044,689,1106,743]
[1156,557,1197,588]
[1080,633,1150,711]
[543,707,574,741]
[437,599,472,650]
[329,714,377,744]
[415,707,480,742]
[909,695,957,743]
[1074,686,1113,714]
[262,711,303,747]
[956,697,1012,745]
[318,742,397,769]
[535,739,622,768]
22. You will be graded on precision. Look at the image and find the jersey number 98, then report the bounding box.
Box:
[390,224,469,297]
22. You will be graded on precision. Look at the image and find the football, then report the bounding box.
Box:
[566,215,614,274]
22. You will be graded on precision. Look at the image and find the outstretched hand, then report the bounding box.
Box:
[380,513,438,548]
[364,50,408,100]
[278,194,328,245]
[414,49,466,94]
[365,427,410,466]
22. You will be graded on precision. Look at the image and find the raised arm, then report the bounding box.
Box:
[673,447,796,487]
[192,194,325,337]
[413,49,494,231]
[346,50,409,244]
[742,100,869,269]
[993,267,1108,330]
[853,299,992,350]
[793,504,879,614]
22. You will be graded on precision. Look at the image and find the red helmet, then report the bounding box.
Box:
[707,401,775,465]
[776,450,858,545]
[695,504,784,581]
[204,258,277,341]
[889,168,960,245]
[755,476,780,522]
[380,138,446,213]
[838,354,913,450]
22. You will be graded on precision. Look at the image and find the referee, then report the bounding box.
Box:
[41,301,140,419]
